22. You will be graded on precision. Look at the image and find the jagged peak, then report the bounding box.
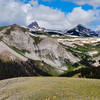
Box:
[71,24,91,32]
[74,24,86,30]
[9,24,28,32]
[28,21,40,29]
[76,24,85,27]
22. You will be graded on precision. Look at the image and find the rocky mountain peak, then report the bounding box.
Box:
[74,24,89,31]
[65,24,98,37]
[76,24,84,28]
[11,24,19,28]
[10,24,21,31]
[28,21,40,29]
[9,24,28,33]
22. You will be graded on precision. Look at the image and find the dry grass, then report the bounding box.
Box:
[0,77,100,100]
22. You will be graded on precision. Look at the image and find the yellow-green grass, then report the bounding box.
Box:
[0,77,100,100]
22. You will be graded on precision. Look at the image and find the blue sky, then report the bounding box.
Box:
[22,0,100,30]
[0,0,100,30]
[22,0,94,13]
[38,0,80,13]
[40,0,94,12]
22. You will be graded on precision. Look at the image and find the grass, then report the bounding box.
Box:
[0,36,3,40]
[11,46,30,57]
[20,27,27,32]
[30,36,43,45]
[53,35,78,39]
[0,77,100,100]
[0,26,8,31]
[60,43,96,71]
[75,44,92,53]
[32,60,59,76]
[60,43,86,59]
[93,42,100,57]
[4,28,11,35]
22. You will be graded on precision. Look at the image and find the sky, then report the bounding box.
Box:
[0,0,100,30]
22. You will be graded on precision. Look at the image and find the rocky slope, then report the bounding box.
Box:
[0,41,27,61]
[0,24,81,79]
[0,24,100,80]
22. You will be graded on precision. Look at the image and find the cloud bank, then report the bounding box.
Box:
[63,0,100,8]
[0,0,98,30]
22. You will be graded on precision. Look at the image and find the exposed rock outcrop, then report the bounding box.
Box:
[0,24,80,77]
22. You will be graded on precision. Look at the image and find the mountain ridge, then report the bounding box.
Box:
[65,24,98,37]
[0,24,100,80]
[27,21,99,37]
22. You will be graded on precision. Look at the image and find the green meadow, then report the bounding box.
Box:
[0,77,100,100]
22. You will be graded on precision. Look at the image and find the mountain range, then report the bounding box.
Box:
[27,21,99,37]
[0,23,100,80]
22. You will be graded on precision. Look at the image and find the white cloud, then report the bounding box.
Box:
[25,5,71,29]
[63,0,100,8]
[96,25,100,31]
[0,0,97,30]
[67,7,95,28]
[0,0,27,26]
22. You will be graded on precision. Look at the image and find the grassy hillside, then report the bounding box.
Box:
[0,77,100,100]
